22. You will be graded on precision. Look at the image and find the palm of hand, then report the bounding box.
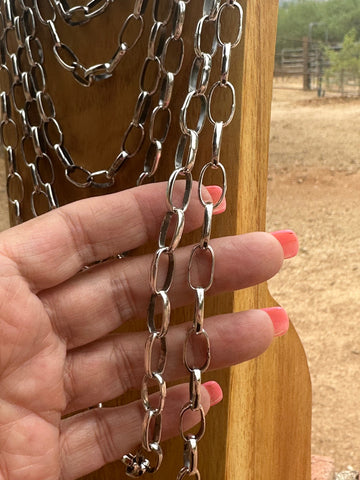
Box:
[0,270,65,479]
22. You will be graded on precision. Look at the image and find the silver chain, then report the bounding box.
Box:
[122,1,244,477]
[0,0,196,203]
[178,3,243,478]
[35,0,144,84]
[52,0,114,26]
[0,0,244,477]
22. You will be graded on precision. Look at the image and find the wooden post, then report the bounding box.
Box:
[5,1,312,478]
[303,36,312,91]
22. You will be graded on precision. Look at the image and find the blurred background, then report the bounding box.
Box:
[267,0,360,475]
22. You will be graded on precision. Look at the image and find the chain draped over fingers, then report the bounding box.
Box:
[0,182,212,293]
[40,232,283,349]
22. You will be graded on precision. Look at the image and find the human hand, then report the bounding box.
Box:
[0,182,297,479]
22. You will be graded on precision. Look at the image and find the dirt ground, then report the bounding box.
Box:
[0,84,359,473]
[267,84,360,471]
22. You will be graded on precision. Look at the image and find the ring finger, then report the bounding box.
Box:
[63,307,288,414]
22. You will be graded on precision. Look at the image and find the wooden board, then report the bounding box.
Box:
[6,1,312,478]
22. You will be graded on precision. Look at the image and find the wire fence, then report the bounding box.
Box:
[274,41,360,97]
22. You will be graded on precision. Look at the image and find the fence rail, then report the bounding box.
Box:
[274,42,359,96]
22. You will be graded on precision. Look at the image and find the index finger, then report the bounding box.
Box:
[0,182,211,292]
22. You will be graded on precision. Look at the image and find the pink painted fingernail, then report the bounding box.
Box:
[205,186,227,214]
[261,307,289,337]
[270,230,299,259]
[203,381,223,406]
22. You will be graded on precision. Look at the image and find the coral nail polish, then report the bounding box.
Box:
[203,381,223,406]
[270,229,299,259]
[261,307,289,337]
[205,186,227,214]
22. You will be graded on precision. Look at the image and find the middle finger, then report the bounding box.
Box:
[41,232,283,348]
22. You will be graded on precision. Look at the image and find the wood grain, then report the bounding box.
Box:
[8,1,311,478]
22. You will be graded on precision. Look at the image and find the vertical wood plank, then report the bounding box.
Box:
[225,1,312,478]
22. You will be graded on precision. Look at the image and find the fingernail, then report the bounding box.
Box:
[205,186,227,214]
[203,381,223,406]
[261,307,289,337]
[270,230,299,259]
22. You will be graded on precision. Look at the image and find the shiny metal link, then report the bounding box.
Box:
[188,244,215,291]
[180,403,206,441]
[208,80,236,126]
[147,291,171,338]
[1,91,11,121]
[175,131,198,172]
[200,203,213,249]
[133,92,151,128]
[140,140,161,180]
[203,0,221,19]
[119,13,145,51]
[65,165,92,188]
[158,72,174,108]
[183,436,199,474]
[149,247,175,294]
[166,167,193,212]
[184,328,211,372]
[45,181,59,209]
[189,53,212,95]
[177,467,201,480]
[198,161,227,208]
[153,0,173,24]
[180,91,207,135]
[149,106,171,143]
[54,144,74,168]
[88,170,115,189]
[172,1,185,40]
[142,409,162,451]
[134,0,149,18]
[36,152,55,185]
[106,151,128,179]
[194,15,218,58]
[53,0,112,25]
[28,162,40,193]
[189,369,202,411]
[6,170,24,203]
[221,42,231,84]
[144,332,167,376]
[161,36,184,75]
[216,1,243,47]
[148,21,166,59]
[211,121,223,165]
[158,208,185,252]
[193,287,205,333]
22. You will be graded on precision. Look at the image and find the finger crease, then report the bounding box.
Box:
[93,409,118,465]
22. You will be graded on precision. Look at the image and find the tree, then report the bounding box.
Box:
[325,28,360,93]
[276,0,360,55]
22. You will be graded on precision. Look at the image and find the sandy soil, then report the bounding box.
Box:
[267,85,360,471]
[0,84,359,473]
